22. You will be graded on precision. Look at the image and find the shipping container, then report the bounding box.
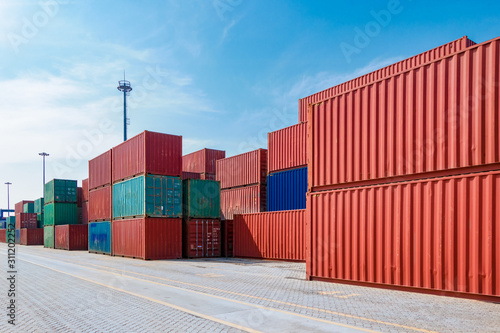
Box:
[15,200,33,215]
[113,175,182,219]
[55,225,88,251]
[77,187,83,207]
[15,229,20,244]
[81,201,89,225]
[221,220,233,257]
[6,228,14,244]
[88,221,112,255]
[6,216,15,229]
[183,218,221,258]
[20,228,44,245]
[34,198,44,214]
[82,178,89,202]
[234,209,305,261]
[44,202,77,226]
[0,229,5,243]
[44,179,77,204]
[299,36,476,122]
[44,226,54,248]
[112,131,182,182]
[112,218,182,260]
[308,37,500,190]
[23,202,34,213]
[183,148,225,174]
[88,186,112,222]
[267,167,307,212]
[216,149,267,189]
[220,184,267,220]
[0,220,5,229]
[306,170,500,301]
[15,213,37,229]
[36,213,44,228]
[89,150,112,190]
[268,123,307,173]
[182,172,201,180]
[200,173,216,181]
[182,179,220,219]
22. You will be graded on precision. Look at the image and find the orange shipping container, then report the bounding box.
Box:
[234,210,305,261]
[88,150,112,190]
[81,201,89,225]
[268,123,307,173]
[306,170,500,302]
[88,186,112,222]
[308,37,500,190]
[216,149,267,189]
[220,184,266,220]
[299,36,476,122]
[182,148,225,174]
[82,178,89,202]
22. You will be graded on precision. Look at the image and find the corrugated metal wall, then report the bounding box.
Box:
[220,184,266,220]
[307,170,500,299]
[299,36,476,122]
[308,37,500,190]
[268,123,307,173]
[234,209,305,261]
[88,150,112,190]
[267,167,307,211]
[216,149,267,189]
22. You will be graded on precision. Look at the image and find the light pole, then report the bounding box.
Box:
[39,152,49,197]
[5,182,11,218]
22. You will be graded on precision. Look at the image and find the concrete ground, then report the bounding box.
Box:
[0,244,498,332]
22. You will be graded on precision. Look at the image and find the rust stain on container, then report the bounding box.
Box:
[299,36,476,122]
[234,209,305,261]
[88,185,112,222]
[220,184,266,220]
[306,170,500,300]
[112,131,182,182]
[112,218,182,260]
[216,149,267,189]
[55,224,88,250]
[88,150,112,190]
[308,37,500,190]
[268,123,307,173]
[183,148,225,174]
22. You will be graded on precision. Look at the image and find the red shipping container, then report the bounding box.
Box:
[15,213,37,229]
[308,37,500,190]
[15,200,33,215]
[88,186,112,222]
[220,184,266,220]
[216,149,267,189]
[183,218,221,258]
[306,170,500,302]
[268,123,307,173]
[221,220,233,257]
[89,150,112,190]
[0,229,6,243]
[200,173,216,181]
[112,218,182,260]
[234,210,305,261]
[77,187,83,207]
[112,131,182,182]
[183,148,225,174]
[182,172,201,180]
[299,36,476,122]
[20,228,44,245]
[82,178,89,202]
[81,201,89,225]
[55,225,88,250]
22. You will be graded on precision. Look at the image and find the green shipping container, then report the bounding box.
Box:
[44,226,54,248]
[44,179,77,204]
[6,216,15,229]
[44,202,77,226]
[37,213,44,228]
[35,198,44,214]
[182,179,221,219]
[112,175,182,219]
[23,202,35,213]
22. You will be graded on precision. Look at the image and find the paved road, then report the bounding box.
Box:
[0,244,498,332]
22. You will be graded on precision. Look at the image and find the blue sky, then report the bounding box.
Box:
[1,0,500,207]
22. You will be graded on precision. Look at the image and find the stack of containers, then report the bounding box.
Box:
[111,131,183,260]
[15,200,40,245]
[267,123,307,211]
[81,178,89,225]
[43,179,78,248]
[77,186,83,223]
[88,150,113,254]
[182,148,226,180]
[305,36,500,301]
[182,179,221,258]
[34,198,44,228]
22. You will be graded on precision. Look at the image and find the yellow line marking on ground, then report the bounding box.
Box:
[20,259,261,333]
[319,291,342,295]
[20,256,380,333]
[319,291,361,298]
[196,273,224,278]
[13,249,437,333]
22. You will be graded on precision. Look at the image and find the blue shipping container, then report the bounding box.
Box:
[0,220,5,229]
[267,167,307,211]
[88,222,112,254]
[15,229,20,244]
[113,175,182,219]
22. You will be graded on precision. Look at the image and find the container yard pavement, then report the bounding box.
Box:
[1,245,498,333]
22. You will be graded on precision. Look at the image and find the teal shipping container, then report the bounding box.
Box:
[23,202,35,213]
[37,213,44,228]
[44,226,54,248]
[6,216,15,229]
[182,179,220,219]
[34,198,44,214]
[113,175,182,219]
[88,222,111,254]
[44,179,77,204]
[44,202,77,226]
